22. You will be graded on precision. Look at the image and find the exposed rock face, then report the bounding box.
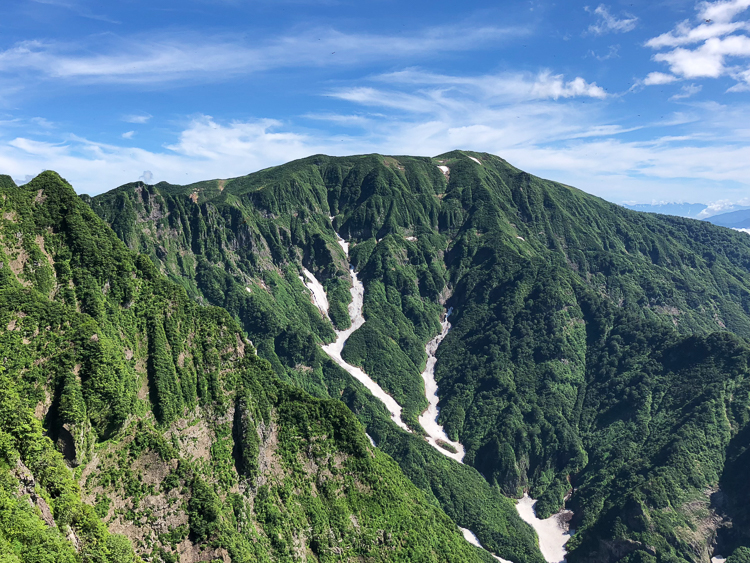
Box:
[14,460,56,528]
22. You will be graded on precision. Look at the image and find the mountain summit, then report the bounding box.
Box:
[3,152,750,563]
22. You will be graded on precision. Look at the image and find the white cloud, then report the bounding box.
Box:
[728,65,750,89]
[654,35,750,78]
[8,137,69,158]
[331,87,440,114]
[531,72,608,99]
[122,131,135,139]
[698,197,750,216]
[164,115,321,160]
[701,0,750,24]
[0,115,339,194]
[320,74,750,202]
[372,69,607,101]
[2,67,747,204]
[586,5,638,35]
[646,20,749,49]
[0,24,525,86]
[590,45,620,61]
[643,71,679,85]
[29,117,55,128]
[139,170,153,183]
[2,63,749,203]
[2,109,748,202]
[669,83,703,99]
[122,113,151,124]
[645,0,750,88]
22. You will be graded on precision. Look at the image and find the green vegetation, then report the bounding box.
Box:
[0,365,138,563]
[1,171,489,562]
[5,147,750,563]
[88,151,750,563]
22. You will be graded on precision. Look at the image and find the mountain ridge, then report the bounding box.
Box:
[4,150,750,563]
[86,150,750,563]
[0,169,499,562]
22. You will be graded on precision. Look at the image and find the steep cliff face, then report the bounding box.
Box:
[87,152,750,563]
[0,171,492,562]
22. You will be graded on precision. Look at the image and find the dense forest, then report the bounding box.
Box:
[3,148,750,563]
[0,172,495,562]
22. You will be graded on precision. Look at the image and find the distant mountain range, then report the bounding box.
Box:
[622,202,750,223]
[704,209,750,229]
[621,202,709,218]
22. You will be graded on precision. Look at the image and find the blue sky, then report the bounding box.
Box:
[1,0,749,206]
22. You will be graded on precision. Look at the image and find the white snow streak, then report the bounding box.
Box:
[418,308,466,462]
[320,230,411,432]
[460,528,512,563]
[300,268,329,317]
[515,494,573,563]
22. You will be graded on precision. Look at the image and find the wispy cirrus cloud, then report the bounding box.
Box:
[0,24,526,86]
[122,113,151,124]
[6,64,748,202]
[586,4,638,35]
[669,83,703,100]
[2,95,750,203]
[321,71,750,193]
[28,0,120,24]
[370,69,608,101]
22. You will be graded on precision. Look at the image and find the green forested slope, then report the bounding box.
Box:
[0,172,492,562]
[86,151,750,563]
[87,160,543,563]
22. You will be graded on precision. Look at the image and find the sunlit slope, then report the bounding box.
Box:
[88,152,750,563]
[0,171,491,563]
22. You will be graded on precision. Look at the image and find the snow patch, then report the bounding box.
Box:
[515,494,573,563]
[419,308,465,462]
[469,156,482,165]
[330,216,349,254]
[300,268,329,317]
[321,230,410,432]
[460,528,512,563]
[516,236,525,241]
[245,287,252,293]
[438,165,450,178]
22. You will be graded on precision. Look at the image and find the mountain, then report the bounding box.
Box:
[0,172,498,562]
[5,151,750,563]
[85,151,750,563]
[619,202,708,218]
[705,209,750,230]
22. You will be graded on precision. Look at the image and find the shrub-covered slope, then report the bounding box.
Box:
[0,172,492,562]
[88,151,750,563]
